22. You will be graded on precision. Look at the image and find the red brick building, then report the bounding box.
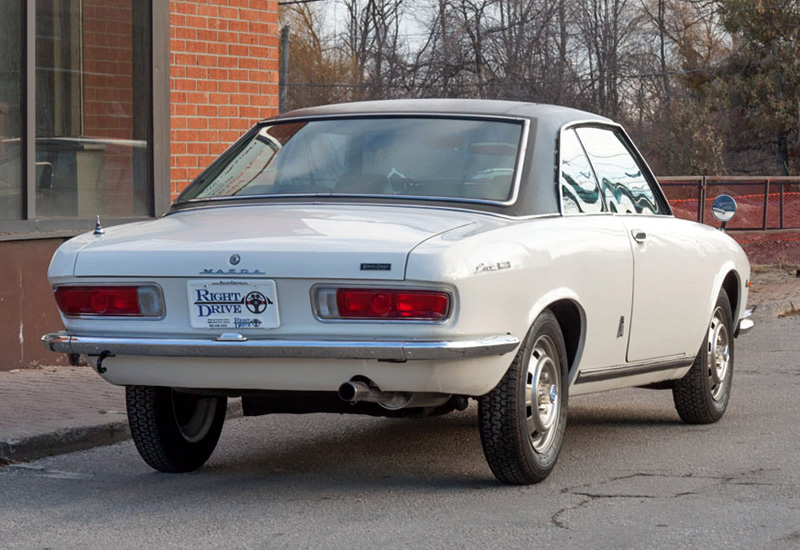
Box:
[169,0,279,197]
[0,0,280,370]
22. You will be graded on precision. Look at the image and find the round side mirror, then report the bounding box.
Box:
[711,194,737,223]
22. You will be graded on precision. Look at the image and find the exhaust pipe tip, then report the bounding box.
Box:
[338,379,449,411]
[338,380,368,403]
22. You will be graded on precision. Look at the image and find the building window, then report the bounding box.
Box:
[1,0,159,238]
[0,1,24,221]
[35,0,151,219]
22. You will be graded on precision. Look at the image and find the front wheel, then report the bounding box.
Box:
[479,310,569,484]
[672,290,734,424]
[126,386,227,473]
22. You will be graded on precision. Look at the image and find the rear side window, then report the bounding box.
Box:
[575,127,664,215]
[560,129,603,214]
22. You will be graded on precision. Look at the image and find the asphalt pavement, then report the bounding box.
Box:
[0,313,798,549]
[0,267,797,464]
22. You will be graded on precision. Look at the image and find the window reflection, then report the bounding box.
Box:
[560,129,603,214]
[35,0,150,219]
[0,1,23,221]
[576,127,661,215]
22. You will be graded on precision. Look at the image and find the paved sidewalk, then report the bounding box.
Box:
[1,267,798,464]
[0,366,127,463]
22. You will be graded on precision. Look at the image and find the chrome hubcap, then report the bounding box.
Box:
[525,335,561,453]
[172,392,218,443]
[708,308,730,401]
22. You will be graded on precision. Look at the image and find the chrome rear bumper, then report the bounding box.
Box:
[41,332,520,361]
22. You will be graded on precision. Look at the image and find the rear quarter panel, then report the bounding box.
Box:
[407,214,635,385]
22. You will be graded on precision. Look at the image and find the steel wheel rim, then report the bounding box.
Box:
[708,307,730,401]
[525,334,561,453]
[172,391,217,443]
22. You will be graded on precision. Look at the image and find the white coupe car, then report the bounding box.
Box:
[43,99,752,484]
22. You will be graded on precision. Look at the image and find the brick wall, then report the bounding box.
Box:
[170,0,280,199]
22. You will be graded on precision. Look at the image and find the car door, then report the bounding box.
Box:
[558,128,633,371]
[575,126,708,363]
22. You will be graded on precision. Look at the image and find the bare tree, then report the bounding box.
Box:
[339,0,408,99]
[277,0,796,175]
[576,0,643,117]
[280,4,356,109]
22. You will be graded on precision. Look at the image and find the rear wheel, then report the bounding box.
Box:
[479,310,569,484]
[672,290,734,424]
[126,386,227,473]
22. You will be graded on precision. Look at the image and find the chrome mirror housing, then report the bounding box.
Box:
[711,194,737,229]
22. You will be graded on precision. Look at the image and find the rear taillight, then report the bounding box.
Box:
[315,288,451,320]
[54,285,164,317]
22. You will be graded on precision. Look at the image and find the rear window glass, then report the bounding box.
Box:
[177,117,525,204]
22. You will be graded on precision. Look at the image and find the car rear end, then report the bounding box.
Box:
[42,203,520,397]
[41,105,534,476]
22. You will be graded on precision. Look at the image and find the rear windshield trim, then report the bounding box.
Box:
[173,113,530,208]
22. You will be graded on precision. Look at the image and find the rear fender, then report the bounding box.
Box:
[523,288,587,381]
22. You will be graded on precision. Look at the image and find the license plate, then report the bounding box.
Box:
[187,280,279,329]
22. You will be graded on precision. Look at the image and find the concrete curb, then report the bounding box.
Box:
[0,400,243,465]
[0,421,130,465]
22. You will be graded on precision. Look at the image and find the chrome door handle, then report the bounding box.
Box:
[631,230,647,243]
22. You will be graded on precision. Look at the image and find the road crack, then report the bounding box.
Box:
[551,498,591,529]
[574,492,656,499]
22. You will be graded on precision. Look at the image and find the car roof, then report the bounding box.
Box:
[263,99,616,217]
[274,98,610,126]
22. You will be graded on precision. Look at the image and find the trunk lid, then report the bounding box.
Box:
[73,204,476,280]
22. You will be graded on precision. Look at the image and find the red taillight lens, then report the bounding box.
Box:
[54,286,163,317]
[334,289,450,320]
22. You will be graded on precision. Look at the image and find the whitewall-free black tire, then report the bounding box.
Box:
[672,290,734,424]
[478,310,569,484]
[126,386,227,473]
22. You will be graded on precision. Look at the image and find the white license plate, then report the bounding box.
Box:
[187,280,279,329]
